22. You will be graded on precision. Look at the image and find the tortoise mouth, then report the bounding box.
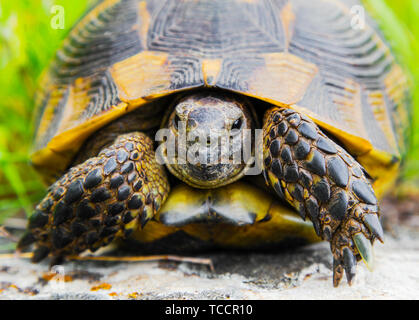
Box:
[177,162,248,187]
[186,163,233,181]
[164,151,251,188]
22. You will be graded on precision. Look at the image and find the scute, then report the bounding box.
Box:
[33,0,409,195]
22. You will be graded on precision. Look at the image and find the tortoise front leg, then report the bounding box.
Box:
[18,132,170,265]
[262,106,384,287]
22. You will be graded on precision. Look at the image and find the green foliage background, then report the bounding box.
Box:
[0,0,417,225]
[0,0,96,224]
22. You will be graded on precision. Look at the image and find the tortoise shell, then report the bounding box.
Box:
[32,0,410,196]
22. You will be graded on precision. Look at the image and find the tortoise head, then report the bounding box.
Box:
[160,92,256,188]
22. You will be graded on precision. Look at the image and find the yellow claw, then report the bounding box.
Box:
[353,233,374,272]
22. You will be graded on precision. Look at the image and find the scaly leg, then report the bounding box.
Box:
[263,106,384,286]
[18,132,170,265]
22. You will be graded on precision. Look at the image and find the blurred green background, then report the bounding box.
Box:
[0,0,417,234]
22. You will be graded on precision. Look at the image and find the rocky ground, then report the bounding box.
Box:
[0,197,418,300]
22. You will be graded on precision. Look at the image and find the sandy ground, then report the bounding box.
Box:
[0,223,417,300]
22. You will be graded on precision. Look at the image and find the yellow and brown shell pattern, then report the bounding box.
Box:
[33,0,409,188]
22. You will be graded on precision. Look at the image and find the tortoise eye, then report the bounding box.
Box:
[173,114,181,130]
[232,118,243,130]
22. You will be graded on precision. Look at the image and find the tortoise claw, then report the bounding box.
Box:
[342,247,357,285]
[353,232,374,271]
[332,258,344,287]
[17,232,36,249]
[363,213,384,243]
[331,217,376,286]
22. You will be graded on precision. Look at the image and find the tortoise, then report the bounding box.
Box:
[17,0,410,287]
